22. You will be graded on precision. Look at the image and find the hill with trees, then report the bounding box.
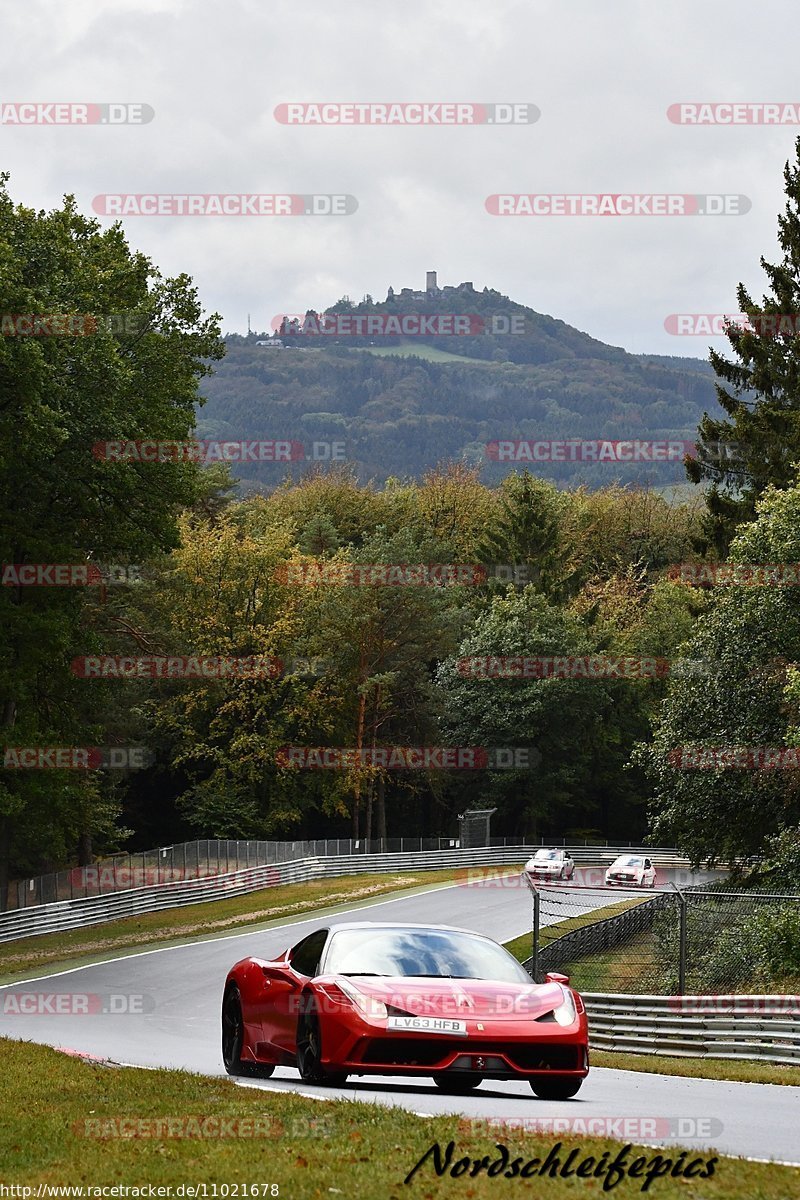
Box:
[198,283,718,490]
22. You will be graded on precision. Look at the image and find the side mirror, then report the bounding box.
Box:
[545,971,570,986]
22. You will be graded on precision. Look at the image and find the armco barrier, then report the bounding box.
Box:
[584,993,800,1066]
[10,836,686,909]
[0,845,690,944]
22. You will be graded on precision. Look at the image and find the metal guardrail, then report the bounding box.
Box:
[0,845,690,945]
[584,993,800,1066]
[9,836,685,910]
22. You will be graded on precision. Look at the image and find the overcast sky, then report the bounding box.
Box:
[3,0,799,355]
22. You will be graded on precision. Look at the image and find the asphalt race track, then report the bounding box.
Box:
[2,868,797,1166]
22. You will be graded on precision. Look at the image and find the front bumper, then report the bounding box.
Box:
[318,1009,590,1079]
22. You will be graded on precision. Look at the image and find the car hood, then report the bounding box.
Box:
[324,976,568,1021]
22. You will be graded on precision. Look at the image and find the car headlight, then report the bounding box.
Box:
[335,978,388,1020]
[552,987,577,1027]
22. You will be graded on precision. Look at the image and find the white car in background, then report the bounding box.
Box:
[523,848,575,882]
[605,854,657,888]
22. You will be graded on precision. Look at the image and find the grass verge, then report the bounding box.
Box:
[0,867,493,983]
[503,894,652,966]
[590,1049,800,1088]
[1,1039,796,1198]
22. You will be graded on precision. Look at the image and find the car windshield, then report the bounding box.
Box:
[324,927,533,984]
[617,856,643,867]
[534,849,559,860]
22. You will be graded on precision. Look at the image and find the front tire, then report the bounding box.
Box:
[529,1076,583,1100]
[432,1073,482,1093]
[296,996,348,1087]
[222,984,275,1078]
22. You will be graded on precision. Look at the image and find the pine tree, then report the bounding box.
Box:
[688,136,800,553]
[476,471,577,599]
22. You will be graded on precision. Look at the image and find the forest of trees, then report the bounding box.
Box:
[6,139,800,895]
[200,309,717,490]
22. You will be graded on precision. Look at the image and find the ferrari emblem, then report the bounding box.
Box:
[476,1022,484,1031]
[475,1056,486,1070]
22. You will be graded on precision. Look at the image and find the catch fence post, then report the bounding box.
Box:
[678,891,688,994]
[532,888,540,981]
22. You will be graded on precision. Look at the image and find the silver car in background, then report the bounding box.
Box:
[523,847,575,882]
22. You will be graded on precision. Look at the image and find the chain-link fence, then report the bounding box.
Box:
[526,878,800,995]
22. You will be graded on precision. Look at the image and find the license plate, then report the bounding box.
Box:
[386,1016,467,1035]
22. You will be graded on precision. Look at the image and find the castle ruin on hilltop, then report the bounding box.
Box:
[385,272,477,302]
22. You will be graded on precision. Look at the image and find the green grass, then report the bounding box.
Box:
[564,928,661,993]
[1,1039,797,1198]
[0,867,502,984]
[354,341,492,363]
[592,1049,800,1088]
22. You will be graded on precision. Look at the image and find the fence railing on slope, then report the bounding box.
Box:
[6,836,682,911]
[524,878,800,996]
[0,845,692,945]
[524,891,671,981]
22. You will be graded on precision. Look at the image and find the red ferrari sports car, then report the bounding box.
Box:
[222,921,589,1098]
